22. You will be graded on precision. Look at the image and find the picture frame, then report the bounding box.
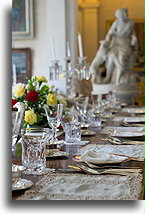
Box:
[12,0,34,40]
[12,48,31,84]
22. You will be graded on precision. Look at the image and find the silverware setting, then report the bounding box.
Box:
[101,136,125,144]
[68,163,142,176]
[84,161,140,169]
[101,136,144,145]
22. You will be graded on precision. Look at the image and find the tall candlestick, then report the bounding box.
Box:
[78,33,83,58]
[50,36,56,61]
[13,64,17,85]
[67,41,71,57]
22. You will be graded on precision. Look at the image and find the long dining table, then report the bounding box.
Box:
[12,110,144,200]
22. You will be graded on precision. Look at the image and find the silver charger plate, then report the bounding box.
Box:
[12,179,33,191]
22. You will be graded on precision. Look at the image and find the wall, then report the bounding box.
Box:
[12,0,77,94]
[77,0,100,63]
[13,0,48,80]
[98,0,144,41]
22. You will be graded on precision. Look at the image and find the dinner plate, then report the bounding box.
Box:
[121,107,144,114]
[113,116,144,123]
[101,126,144,138]
[111,131,144,138]
[73,154,130,165]
[46,151,69,158]
[102,126,144,131]
[12,179,33,191]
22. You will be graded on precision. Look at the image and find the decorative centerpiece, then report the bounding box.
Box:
[12,76,67,128]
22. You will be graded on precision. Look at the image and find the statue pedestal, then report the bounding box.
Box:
[92,83,139,104]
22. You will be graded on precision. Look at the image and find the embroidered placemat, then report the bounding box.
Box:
[17,172,143,200]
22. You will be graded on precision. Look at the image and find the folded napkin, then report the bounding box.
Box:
[80,149,127,163]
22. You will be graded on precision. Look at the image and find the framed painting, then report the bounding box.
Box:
[12,0,34,40]
[12,48,31,84]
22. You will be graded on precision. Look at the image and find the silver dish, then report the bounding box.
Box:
[12,179,33,191]
[12,165,26,185]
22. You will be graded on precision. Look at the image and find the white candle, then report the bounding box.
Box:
[67,41,71,57]
[50,36,56,61]
[78,33,83,57]
[12,64,17,85]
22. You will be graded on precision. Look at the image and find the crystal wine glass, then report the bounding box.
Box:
[44,104,63,144]
[75,97,89,124]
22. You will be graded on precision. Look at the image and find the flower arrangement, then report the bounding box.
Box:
[12,76,68,127]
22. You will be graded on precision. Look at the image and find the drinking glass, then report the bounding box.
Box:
[44,104,63,143]
[91,94,102,109]
[21,128,50,174]
[88,106,102,128]
[63,122,81,144]
[76,97,89,124]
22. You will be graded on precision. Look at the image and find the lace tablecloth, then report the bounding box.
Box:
[78,144,143,158]
[17,172,143,200]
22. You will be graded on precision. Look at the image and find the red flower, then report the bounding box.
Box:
[12,99,18,110]
[26,91,39,103]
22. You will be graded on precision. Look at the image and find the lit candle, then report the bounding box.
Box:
[67,41,71,57]
[13,64,17,85]
[78,33,83,57]
[50,36,56,61]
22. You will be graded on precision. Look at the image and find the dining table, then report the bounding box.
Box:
[12,108,144,200]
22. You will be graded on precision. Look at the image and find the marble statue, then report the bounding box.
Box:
[90,8,138,85]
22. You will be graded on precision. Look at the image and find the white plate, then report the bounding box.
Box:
[111,130,144,138]
[12,179,33,191]
[122,107,144,114]
[113,116,144,123]
[101,126,144,134]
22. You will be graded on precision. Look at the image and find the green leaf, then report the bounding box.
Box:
[28,81,35,91]
[40,85,46,93]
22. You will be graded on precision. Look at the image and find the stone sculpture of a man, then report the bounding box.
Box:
[90,8,138,85]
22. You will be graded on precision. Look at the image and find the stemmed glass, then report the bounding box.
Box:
[44,104,63,144]
[75,97,89,124]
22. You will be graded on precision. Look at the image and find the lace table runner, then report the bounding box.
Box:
[78,144,143,158]
[17,172,143,200]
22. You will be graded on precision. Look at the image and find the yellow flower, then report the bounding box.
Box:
[36,76,47,83]
[13,83,25,97]
[47,94,57,106]
[24,110,37,125]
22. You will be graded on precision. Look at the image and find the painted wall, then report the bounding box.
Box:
[98,0,144,41]
[12,0,77,94]
[13,0,48,80]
